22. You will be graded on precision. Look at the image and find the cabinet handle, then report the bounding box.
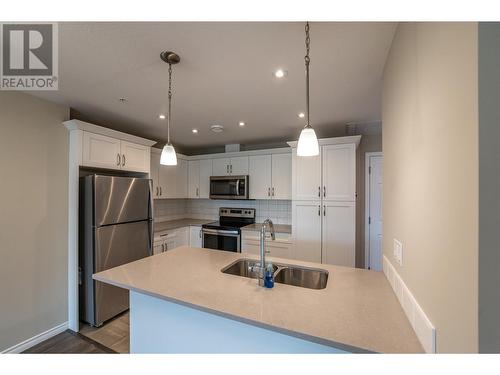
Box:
[156,186,159,196]
[323,186,326,197]
[230,164,233,174]
[323,205,326,216]
[160,186,162,196]
[117,153,121,166]
[318,205,321,216]
[162,243,165,252]
[199,229,202,238]
[196,187,199,197]
[268,187,271,197]
[272,187,275,197]
[122,154,126,166]
[318,186,321,197]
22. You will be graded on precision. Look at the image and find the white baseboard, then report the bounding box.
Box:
[1,321,69,354]
[382,255,436,353]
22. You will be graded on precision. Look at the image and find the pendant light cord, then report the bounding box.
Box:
[167,63,173,144]
[305,21,311,129]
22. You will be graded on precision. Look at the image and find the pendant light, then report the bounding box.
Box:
[297,22,319,157]
[160,51,180,165]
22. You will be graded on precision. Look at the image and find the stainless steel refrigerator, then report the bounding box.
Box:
[79,175,153,327]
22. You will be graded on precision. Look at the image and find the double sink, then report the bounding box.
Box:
[221,259,328,290]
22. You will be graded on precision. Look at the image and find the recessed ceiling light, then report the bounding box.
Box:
[298,112,305,118]
[238,121,245,127]
[274,69,286,78]
[210,124,224,133]
[119,98,127,103]
[158,114,166,120]
[192,129,199,134]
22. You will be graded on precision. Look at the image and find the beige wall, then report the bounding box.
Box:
[382,23,478,352]
[0,92,69,351]
[356,134,382,268]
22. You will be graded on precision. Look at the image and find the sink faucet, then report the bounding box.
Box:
[254,219,276,287]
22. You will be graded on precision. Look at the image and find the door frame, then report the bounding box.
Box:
[364,152,383,270]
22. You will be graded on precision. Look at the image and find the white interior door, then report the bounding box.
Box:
[249,155,272,199]
[367,154,383,271]
[271,153,292,199]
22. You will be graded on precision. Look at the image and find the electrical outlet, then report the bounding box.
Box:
[393,239,403,266]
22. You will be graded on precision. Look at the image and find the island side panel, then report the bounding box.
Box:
[129,291,349,354]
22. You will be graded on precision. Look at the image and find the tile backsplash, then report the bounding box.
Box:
[154,199,292,225]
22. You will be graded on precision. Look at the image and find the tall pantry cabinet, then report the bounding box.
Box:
[289,136,360,267]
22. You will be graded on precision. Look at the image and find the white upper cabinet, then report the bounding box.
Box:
[159,164,176,198]
[199,159,212,198]
[249,155,272,199]
[322,144,356,201]
[271,153,292,199]
[212,158,230,176]
[82,131,150,173]
[82,132,122,169]
[321,201,355,267]
[175,158,188,198]
[188,160,200,198]
[229,156,249,175]
[292,148,322,201]
[120,141,150,173]
[151,152,161,198]
[212,157,248,176]
[249,153,291,200]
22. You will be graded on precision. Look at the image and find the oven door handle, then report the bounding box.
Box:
[202,228,240,236]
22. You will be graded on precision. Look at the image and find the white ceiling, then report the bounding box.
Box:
[33,22,396,153]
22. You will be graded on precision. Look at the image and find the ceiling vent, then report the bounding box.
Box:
[225,144,240,153]
[210,124,224,133]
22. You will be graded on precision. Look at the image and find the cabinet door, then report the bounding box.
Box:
[321,201,355,267]
[322,144,356,201]
[249,155,272,199]
[292,201,322,263]
[199,159,213,198]
[82,131,122,169]
[159,164,176,198]
[120,141,150,173]
[188,160,200,198]
[175,227,189,247]
[150,152,161,199]
[292,148,322,200]
[175,159,188,198]
[189,226,202,248]
[271,153,292,199]
[230,156,249,175]
[212,158,230,176]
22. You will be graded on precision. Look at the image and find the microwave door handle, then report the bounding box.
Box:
[236,179,240,195]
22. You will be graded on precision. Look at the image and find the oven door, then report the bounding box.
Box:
[202,228,241,252]
[209,176,249,199]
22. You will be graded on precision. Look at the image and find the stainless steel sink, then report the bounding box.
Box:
[274,266,328,290]
[221,259,278,279]
[221,259,328,290]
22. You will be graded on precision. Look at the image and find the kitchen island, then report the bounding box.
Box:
[93,246,423,353]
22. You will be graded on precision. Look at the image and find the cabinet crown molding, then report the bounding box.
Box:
[287,135,361,149]
[63,119,156,147]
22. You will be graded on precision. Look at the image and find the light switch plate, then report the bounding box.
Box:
[394,239,403,266]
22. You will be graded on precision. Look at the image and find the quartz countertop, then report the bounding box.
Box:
[93,246,423,353]
[241,223,292,234]
[154,219,213,233]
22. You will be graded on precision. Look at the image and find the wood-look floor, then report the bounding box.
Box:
[23,330,115,354]
[79,311,130,353]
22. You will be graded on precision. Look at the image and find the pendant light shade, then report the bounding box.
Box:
[297,125,319,156]
[160,143,177,165]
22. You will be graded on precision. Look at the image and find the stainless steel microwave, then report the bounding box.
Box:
[209,175,249,200]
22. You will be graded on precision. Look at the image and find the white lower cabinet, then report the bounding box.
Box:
[292,201,355,267]
[189,226,203,248]
[292,202,322,263]
[241,231,293,260]
[153,227,190,255]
